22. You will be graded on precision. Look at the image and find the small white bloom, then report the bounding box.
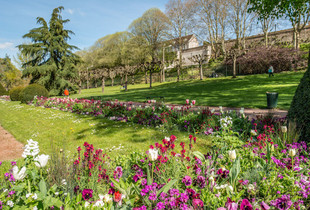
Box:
[94,200,104,207]
[289,148,296,157]
[228,150,236,160]
[251,130,257,136]
[34,154,49,167]
[281,126,288,133]
[247,184,255,192]
[33,206,38,210]
[240,107,244,115]
[165,136,170,141]
[3,189,8,193]
[26,193,32,198]
[12,166,27,180]
[84,201,90,208]
[209,176,215,185]
[61,179,67,185]
[7,200,14,207]
[227,185,234,192]
[211,109,215,113]
[103,194,112,203]
[148,149,158,161]
[219,106,223,113]
[32,193,38,200]
[271,144,275,152]
[55,192,59,195]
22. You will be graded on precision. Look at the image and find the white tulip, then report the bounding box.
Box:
[289,149,296,157]
[103,194,112,203]
[94,200,104,207]
[228,150,236,160]
[12,166,27,180]
[227,185,234,192]
[209,176,215,185]
[281,126,288,133]
[148,149,158,161]
[34,154,49,167]
[22,139,40,158]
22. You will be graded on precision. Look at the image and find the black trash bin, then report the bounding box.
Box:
[266,92,278,109]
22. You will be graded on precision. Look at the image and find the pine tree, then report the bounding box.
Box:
[18,6,80,95]
[288,50,310,142]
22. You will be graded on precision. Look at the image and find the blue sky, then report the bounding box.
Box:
[0,0,168,60]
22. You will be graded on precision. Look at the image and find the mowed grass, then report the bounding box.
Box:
[0,100,211,163]
[71,71,305,110]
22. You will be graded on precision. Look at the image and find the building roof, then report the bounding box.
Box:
[164,34,196,45]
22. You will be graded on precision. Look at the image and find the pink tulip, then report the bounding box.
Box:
[192,100,196,105]
[186,99,189,104]
[128,107,132,111]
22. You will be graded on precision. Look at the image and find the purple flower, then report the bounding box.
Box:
[180,193,189,203]
[182,176,192,186]
[149,192,157,201]
[240,199,252,210]
[156,202,165,209]
[194,176,206,188]
[11,162,16,166]
[82,189,93,201]
[261,201,270,210]
[180,203,189,210]
[225,198,238,210]
[193,199,204,208]
[270,194,292,210]
[169,189,180,197]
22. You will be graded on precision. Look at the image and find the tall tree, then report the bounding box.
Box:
[129,8,169,88]
[165,0,194,82]
[18,6,80,95]
[193,0,229,57]
[0,56,25,89]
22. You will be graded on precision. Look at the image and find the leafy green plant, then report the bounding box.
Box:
[20,84,49,103]
[9,86,24,101]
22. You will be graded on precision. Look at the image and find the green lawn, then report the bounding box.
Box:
[71,71,305,110]
[0,100,211,161]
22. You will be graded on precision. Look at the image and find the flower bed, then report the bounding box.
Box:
[1,128,310,209]
[30,96,285,141]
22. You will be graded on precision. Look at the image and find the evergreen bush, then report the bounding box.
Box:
[288,51,310,142]
[0,83,8,95]
[9,86,24,101]
[20,84,49,103]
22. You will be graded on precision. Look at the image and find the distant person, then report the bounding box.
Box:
[268,66,274,77]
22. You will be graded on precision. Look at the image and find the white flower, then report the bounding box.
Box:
[227,185,234,192]
[165,136,171,141]
[240,107,244,115]
[103,194,112,203]
[12,166,27,180]
[271,144,275,152]
[84,201,90,208]
[32,193,38,200]
[219,106,223,112]
[281,126,288,133]
[94,200,104,207]
[55,192,59,195]
[26,193,32,198]
[33,206,38,210]
[214,184,228,189]
[211,109,215,113]
[251,130,257,136]
[247,184,255,192]
[22,139,40,158]
[7,200,14,207]
[61,179,67,185]
[228,150,236,160]
[289,148,296,157]
[34,154,49,167]
[209,176,215,185]
[148,149,158,161]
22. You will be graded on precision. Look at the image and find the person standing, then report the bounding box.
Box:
[268,66,274,77]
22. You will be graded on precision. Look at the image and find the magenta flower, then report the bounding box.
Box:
[240,199,252,210]
[193,199,204,208]
[82,189,93,201]
[261,201,270,210]
[225,198,238,210]
[182,175,192,186]
[270,194,292,210]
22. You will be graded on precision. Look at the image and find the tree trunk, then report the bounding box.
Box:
[87,71,89,89]
[78,72,82,94]
[233,56,237,78]
[149,68,153,89]
[102,77,105,93]
[199,63,203,80]
[264,31,268,46]
[160,69,162,83]
[296,30,300,50]
[111,78,114,86]
[120,76,123,86]
[163,66,165,82]
[145,71,148,84]
[293,30,297,49]
[125,73,128,91]
[95,79,98,88]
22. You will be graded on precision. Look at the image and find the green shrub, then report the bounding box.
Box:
[288,51,310,142]
[9,86,24,101]
[0,83,8,95]
[20,84,49,103]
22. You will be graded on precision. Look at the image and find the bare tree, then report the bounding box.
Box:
[165,0,194,82]
[193,0,229,57]
[129,8,169,88]
[188,50,210,80]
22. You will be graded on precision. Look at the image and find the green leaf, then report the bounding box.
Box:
[147,165,152,185]
[39,179,47,196]
[110,178,127,196]
[193,151,205,161]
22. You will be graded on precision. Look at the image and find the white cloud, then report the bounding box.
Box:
[0,42,13,49]
[67,9,74,15]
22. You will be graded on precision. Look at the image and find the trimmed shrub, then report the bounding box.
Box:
[288,51,310,142]
[0,83,8,95]
[20,84,49,103]
[9,86,24,101]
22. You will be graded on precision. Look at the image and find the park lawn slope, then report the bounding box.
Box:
[71,71,305,110]
[0,100,211,159]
